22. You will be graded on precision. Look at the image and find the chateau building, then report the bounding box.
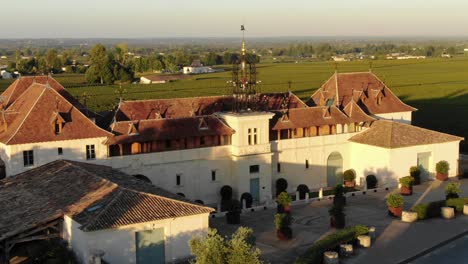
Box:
[0,71,462,207]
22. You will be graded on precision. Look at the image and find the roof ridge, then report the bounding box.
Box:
[122,95,231,104]
[5,85,47,144]
[370,74,418,112]
[4,79,19,106]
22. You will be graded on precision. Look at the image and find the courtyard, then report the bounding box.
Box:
[210,178,468,264]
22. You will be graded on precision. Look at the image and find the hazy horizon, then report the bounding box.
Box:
[5,0,468,38]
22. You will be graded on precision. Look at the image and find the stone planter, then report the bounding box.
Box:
[464,205,468,216]
[400,186,412,196]
[388,206,403,217]
[436,173,448,181]
[323,251,339,264]
[357,235,371,248]
[339,244,353,257]
[441,207,455,219]
[401,211,418,223]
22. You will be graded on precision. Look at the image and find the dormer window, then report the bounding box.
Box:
[52,112,66,135]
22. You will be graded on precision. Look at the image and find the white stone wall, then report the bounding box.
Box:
[2,137,108,176]
[62,213,209,264]
[350,142,393,186]
[372,111,412,124]
[271,133,355,192]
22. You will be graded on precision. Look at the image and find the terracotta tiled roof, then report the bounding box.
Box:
[271,106,362,131]
[106,115,234,145]
[1,76,98,118]
[0,83,112,145]
[114,93,307,122]
[307,72,417,115]
[342,100,376,123]
[348,120,463,148]
[0,160,213,239]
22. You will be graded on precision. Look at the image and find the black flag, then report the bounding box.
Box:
[241,25,245,31]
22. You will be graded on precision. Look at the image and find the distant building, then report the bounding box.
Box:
[140,74,190,84]
[396,55,426,60]
[0,56,6,59]
[441,54,452,58]
[0,70,12,79]
[183,60,214,75]
[331,56,349,62]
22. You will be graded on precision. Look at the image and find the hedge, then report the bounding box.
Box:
[446,198,468,212]
[411,198,468,220]
[295,225,369,264]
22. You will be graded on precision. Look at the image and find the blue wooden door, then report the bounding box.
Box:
[327,152,343,187]
[135,228,165,264]
[250,178,260,202]
[417,152,431,181]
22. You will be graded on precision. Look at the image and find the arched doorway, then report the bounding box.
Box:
[0,158,5,179]
[327,152,343,187]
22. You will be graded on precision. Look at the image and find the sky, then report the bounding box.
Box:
[4,0,468,38]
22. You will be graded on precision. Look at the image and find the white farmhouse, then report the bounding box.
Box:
[0,70,12,79]
[183,60,214,75]
[0,160,213,263]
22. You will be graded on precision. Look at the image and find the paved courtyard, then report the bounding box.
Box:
[210,178,468,264]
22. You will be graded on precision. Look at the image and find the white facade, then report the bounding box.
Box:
[62,213,210,264]
[183,66,214,75]
[0,137,108,176]
[1,70,12,79]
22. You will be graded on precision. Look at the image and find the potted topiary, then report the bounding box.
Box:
[277,191,292,213]
[343,169,356,188]
[226,199,241,224]
[329,205,345,229]
[410,166,421,185]
[366,175,378,189]
[275,213,292,240]
[220,185,233,212]
[333,184,346,207]
[436,161,449,181]
[296,184,310,200]
[275,178,288,196]
[387,193,404,217]
[399,176,414,196]
[445,182,461,200]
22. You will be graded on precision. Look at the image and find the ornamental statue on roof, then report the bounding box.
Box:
[231,25,260,112]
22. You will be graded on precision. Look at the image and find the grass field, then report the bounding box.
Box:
[1,58,468,152]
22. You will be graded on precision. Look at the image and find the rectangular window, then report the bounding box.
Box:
[211,170,216,181]
[176,174,181,186]
[200,136,205,145]
[23,150,34,167]
[248,128,252,145]
[277,163,281,173]
[86,145,95,160]
[55,123,61,134]
[249,165,260,174]
[305,159,309,169]
[165,140,171,149]
[58,147,63,155]
[254,128,258,144]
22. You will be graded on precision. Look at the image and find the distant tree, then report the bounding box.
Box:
[447,46,457,55]
[114,43,129,65]
[205,52,223,65]
[86,44,114,84]
[45,49,62,73]
[189,227,262,264]
[425,46,436,57]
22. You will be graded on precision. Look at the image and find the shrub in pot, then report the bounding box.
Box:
[387,193,404,217]
[220,185,233,212]
[333,184,346,207]
[276,178,288,196]
[366,175,378,189]
[275,213,292,240]
[329,205,345,229]
[436,160,449,181]
[343,169,356,188]
[226,199,241,224]
[399,176,414,196]
[277,191,292,213]
[240,192,253,208]
[297,184,310,200]
[410,166,421,185]
[445,183,461,200]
